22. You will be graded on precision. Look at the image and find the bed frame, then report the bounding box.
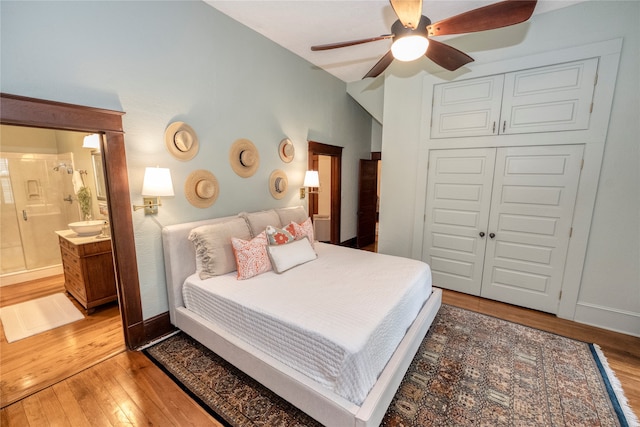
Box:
[162,214,442,427]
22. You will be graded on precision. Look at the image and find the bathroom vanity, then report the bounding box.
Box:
[55,230,117,313]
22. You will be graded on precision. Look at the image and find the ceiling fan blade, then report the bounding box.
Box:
[311,35,393,51]
[390,0,423,30]
[427,0,537,36]
[425,39,474,71]
[363,50,395,79]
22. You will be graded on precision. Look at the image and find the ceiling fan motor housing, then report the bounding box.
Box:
[392,15,431,39]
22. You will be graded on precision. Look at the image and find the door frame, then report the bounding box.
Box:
[308,141,342,244]
[0,93,147,349]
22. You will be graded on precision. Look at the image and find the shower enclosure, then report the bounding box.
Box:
[0,152,81,281]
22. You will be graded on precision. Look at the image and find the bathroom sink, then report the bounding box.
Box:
[68,220,105,236]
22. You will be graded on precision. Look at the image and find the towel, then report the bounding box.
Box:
[72,170,84,194]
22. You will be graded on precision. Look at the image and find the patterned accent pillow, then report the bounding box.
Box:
[289,217,315,247]
[265,225,295,246]
[231,231,271,280]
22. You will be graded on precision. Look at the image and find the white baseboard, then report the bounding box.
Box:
[0,265,63,287]
[574,302,640,337]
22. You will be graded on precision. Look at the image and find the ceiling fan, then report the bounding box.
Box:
[310,0,538,79]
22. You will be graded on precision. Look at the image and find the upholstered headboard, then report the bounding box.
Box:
[161,206,308,323]
[161,215,236,323]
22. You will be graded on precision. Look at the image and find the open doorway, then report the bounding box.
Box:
[357,152,381,250]
[308,141,342,245]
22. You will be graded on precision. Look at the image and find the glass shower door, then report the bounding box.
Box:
[0,153,81,275]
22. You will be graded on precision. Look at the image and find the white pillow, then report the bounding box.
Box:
[188,217,252,279]
[266,237,317,274]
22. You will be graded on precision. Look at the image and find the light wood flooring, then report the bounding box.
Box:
[0,275,126,407]
[1,272,638,426]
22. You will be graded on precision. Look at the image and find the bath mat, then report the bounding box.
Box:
[0,293,84,343]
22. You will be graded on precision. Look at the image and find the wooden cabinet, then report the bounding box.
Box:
[430,58,599,138]
[57,232,117,312]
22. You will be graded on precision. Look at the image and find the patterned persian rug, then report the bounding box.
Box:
[144,304,637,427]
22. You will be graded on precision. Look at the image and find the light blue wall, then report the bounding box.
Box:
[1,1,373,318]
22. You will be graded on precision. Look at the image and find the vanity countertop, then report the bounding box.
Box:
[55,229,111,245]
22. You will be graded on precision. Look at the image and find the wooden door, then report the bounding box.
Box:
[357,159,378,248]
[480,145,584,313]
[422,148,496,295]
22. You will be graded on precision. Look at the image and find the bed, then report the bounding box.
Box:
[162,207,442,427]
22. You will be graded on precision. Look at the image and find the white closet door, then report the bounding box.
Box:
[430,75,504,139]
[501,58,598,134]
[422,148,495,295]
[480,145,584,313]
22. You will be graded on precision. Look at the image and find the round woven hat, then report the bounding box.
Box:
[269,170,288,199]
[278,138,295,163]
[184,169,219,208]
[229,138,260,178]
[165,122,199,161]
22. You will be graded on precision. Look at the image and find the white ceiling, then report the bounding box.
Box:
[204,0,584,82]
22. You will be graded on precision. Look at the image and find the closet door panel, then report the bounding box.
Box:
[480,145,584,313]
[501,58,598,134]
[423,148,495,295]
[430,75,504,139]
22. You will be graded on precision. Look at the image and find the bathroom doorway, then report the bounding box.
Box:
[0,126,105,286]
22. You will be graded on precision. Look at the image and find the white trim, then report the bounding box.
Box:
[574,302,640,338]
[1,265,63,287]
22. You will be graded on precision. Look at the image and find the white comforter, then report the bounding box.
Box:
[182,242,432,405]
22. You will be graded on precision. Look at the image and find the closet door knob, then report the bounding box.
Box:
[489,232,496,239]
[479,232,485,237]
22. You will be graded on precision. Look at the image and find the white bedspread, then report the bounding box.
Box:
[182,242,432,405]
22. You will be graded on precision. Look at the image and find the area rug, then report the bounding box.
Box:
[0,293,84,343]
[143,304,638,427]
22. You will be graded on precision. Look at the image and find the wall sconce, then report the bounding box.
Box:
[300,170,320,199]
[132,167,174,214]
[83,133,101,151]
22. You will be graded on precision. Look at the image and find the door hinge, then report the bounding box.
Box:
[580,158,584,170]
[569,227,573,238]
[559,290,563,300]
[594,72,598,86]
[590,102,594,114]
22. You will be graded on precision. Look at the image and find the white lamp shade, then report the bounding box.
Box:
[141,167,174,196]
[303,170,320,187]
[391,36,429,62]
[83,133,101,150]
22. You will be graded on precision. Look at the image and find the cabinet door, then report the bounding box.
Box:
[480,145,584,313]
[501,58,598,134]
[422,148,495,295]
[430,75,504,139]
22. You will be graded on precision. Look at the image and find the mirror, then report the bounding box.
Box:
[92,151,106,200]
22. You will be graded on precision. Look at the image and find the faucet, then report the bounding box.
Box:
[63,195,73,204]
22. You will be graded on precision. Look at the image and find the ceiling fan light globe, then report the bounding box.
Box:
[391,36,429,62]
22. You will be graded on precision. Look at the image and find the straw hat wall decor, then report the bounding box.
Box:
[278,138,295,163]
[165,122,199,161]
[229,138,260,178]
[185,169,219,208]
[269,170,288,199]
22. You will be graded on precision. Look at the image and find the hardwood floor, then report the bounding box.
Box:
[0,275,126,407]
[1,274,638,426]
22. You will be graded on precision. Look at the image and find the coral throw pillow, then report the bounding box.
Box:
[231,231,271,280]
[290,217,315,247]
